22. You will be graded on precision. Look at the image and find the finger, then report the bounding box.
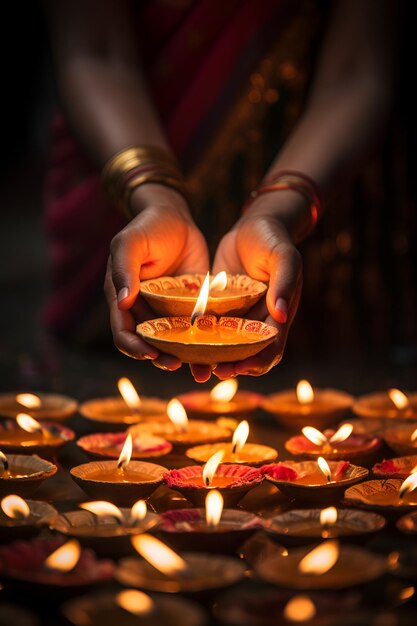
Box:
[212,363,236,380]
[266,244,302,324]
[190,364,213,383]
[110,227,146,310]
[152,354,182,371]
[234,320,287,376]
[244,297,268,322]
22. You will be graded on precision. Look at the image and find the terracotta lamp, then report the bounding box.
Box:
[0,391,78,422]
[0,416,74,458]
[0,451,57,498]
[353,388,417,421]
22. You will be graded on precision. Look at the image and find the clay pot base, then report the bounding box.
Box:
[176,389,262,421]
[140,273,267,318]
[353,391,417,420]
[0,420,74,458]
[185,442,278,467]
[136,316,277,365]
[285,432,382,464]
[0,392,78,422]
[373,454,417,479]
[383,424,417,456]
[0,454,57,498]
[396,510,417,534]
[76,431,172,461]
[344,479,417,517]
[79,396,168,431]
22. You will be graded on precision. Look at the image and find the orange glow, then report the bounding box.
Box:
[167,398,189,432]
[202,450,225,487]
[283,595,317,622]
[79,501,123,521]
[131,500,147,522]
[298,540,339,575]
[16,393,41,409]
[131,534,187,576]
[296,380,314,404]
[210,379,238,403]
[205,489,223,528]
[411,428,417,443]
[329,423,353,444]
[117,378,141,410]
[317,457,332,482]
[302,426,327,446]
[116,589,154,615]
[232,420,249,454]
[191,271,210,324]
[388,388,409,410]
[0,451,8,469]
[16,413,43,434]
[399,473,417,500]
[210,271,228,291]
[320,506,338,527]
[117,433,133,469]
[44,539,81,573]
[1,495,30,519]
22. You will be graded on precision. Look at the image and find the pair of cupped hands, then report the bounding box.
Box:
[104,184,303,382]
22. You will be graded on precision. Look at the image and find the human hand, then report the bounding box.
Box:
[104,184,209,370]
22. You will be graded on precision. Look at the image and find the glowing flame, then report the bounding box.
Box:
[296,380,314,404]
[16,413,43,434]
[205,489,223,528]
[0,451,8,470]
[298,540,339,575]
[399,586,415,602]
[283,595,317,622]
[399,473,417,500]
[202,450,225,487]
[131,534,187,576]
[16,393,41,409]
[411,428,417,443]
[131,500,147,522]
[167,399,188,432]
[210,378,238,403]
[79,501,123,521]
[210,270,228,291]
[329,423,353,444]
[1,495,30,520]
[118,378,141,410]
[116,589,154,616]
[320,506,338,527]
[232,420,249,454]
[317,457,332,482]
[44,539,81,572]
[302,426,327,446]
[117,433,133,469]
[191,271,210,324]
[388,388,409,410]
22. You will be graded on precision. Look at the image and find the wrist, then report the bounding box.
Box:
[129,183,194,223]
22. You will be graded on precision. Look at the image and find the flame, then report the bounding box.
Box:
[16,393,41,409]
[320,506,338,526]
[202,450,225,487]
[283,595,317,622]
[210,270,228,291]
[131,500,147,521]
[191,271,210,324]
[317,457,332,482]
[16,413,43,434]
[205,489,223,528]
[44,539,81,572]
[329,423,353,444]
[79,501,123,521]
[399,586,415,602]
[118,378,141,410]
[399,473,417,499]
[302,426,327,446]
[167,399,188,432]
[388,388,409,410]
[210,378,238,403]
[232,420,249,454]
[411,428,417,443]
[116,589,154,616]
[117,433,133,469]
[296,380,314,404]
[1,495,30,519]
[0,451,8,470]
[298,540,339,575]
[131,534,187,576]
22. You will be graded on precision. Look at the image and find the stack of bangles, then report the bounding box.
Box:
[101,145,189,219]
[243,170,323,229]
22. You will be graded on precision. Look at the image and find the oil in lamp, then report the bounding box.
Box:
[0,414,74,457]
[0,391,78,422]
[0,450,57,498]
[353,388,417,421]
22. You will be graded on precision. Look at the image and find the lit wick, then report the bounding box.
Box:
[320,506,338,538]
[317,457,332,483]
[16,413,51,439]
[0,450,9,473]
[117,433,133,471]
[190,272,210,327]
[231,420,249,455]
[79,500,124,526]
[398,471,417,502]
[117,377,141,415]
[167,398,188,434]
[203,450,225,487]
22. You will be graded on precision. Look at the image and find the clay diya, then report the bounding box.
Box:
[344,476,417,516]
[261,459,369,503]
[285,423,382,463]
[140,271,267,318]
[0,391,78,422]
[164,451,263,506]
[156,489,262,554]
[353,388,417,421]
[70,433,167,506]
[0,537,114,596]
[383,424,417,456]
[0,452,57,497]
[62,589,206,626]
[51,500,159,558]
[255,539,387,590]
[177,378,262,421]
[131,398,232,453]
[185,419,277,467]
[77,431,172,462]
[79,377,168,431]
[262,380,354,430]
[264,506,386,546]
[116,533,246,594]
[0,495,57,542]
[0,415,74,457]
[373,455,417,479]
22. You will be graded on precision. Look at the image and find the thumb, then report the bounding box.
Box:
[110,229,146,310]
[266,243,302,324]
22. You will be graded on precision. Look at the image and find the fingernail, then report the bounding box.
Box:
[117,287,129,304]
[275,297,288,323]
